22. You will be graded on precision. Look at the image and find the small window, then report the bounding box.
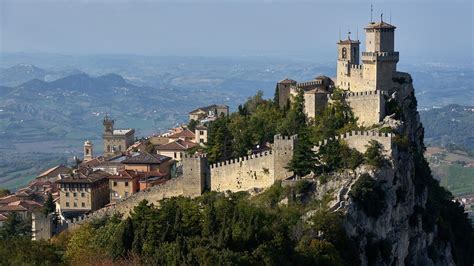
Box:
[66,202,69,207]
[125,182,129,187]
[200,139,204,143]
[65,192,69,197]
[81,202,85,207]
[200,130,204,135]
[74,202,77,207]
[73,192,77,197]
[113,181,117,187]
[81,192,85,197]
[174,152,177,158]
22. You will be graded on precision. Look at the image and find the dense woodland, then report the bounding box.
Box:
[0,88,472,265]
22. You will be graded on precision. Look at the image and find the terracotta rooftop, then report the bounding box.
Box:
[37,165,71,179]
[109,169,141,180]
[278,78,297,84]
[56,170,110,184]
[0,213,8,221]
[156,139,198,151]
[122,152,171,165]
[189,104,229,115]
[168,129,195,139]
[365,21,396,29]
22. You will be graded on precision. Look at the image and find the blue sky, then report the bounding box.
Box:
[0,0,472,63]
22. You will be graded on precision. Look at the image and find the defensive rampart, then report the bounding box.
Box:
[343,90,387,126]
[210,151,274,192]
[313,130,393,155]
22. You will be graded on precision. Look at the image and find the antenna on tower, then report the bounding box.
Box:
[356,29,359,40]
[370,4,373,22]
[381,12,383,22]
[347,30,351,40]
[390,11,392,23]
[339,28,341,41]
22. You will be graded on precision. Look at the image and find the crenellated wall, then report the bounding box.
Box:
[313,130,393,155]
[210,151,274,192]
[210,134,297,192]
[341,90,387,126]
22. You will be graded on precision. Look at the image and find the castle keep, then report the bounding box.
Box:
[278,17,400,126]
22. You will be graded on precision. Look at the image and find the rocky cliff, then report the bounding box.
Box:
[321,74,473,265]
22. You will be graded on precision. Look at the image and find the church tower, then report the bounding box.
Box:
[336,33,361,90]
[361,15,399,91]
[103,114,114,135]
[83,140,93,162]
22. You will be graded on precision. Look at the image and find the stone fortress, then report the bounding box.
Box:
[277,16,400,127]
[74,18,405,221]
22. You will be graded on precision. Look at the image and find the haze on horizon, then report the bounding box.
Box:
[0,0,473,64]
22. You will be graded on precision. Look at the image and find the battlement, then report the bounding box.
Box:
[344,90,388,98]
[274,134,298,141]
[313,130,393,155]
[362,51,399,62]
[348,63,363,70]
[296,80,323,88]
[210,151,272,169]
[183,154,207,159]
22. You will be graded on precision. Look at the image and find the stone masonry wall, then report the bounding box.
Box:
[210,151,274,192]
[343,90,387,127]
[313,130,393,155]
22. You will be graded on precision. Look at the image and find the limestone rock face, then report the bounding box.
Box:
[319,78,459,265]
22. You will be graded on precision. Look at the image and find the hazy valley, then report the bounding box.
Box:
[0,54,473,194]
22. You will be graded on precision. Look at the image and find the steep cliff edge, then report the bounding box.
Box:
[338,74,473,265]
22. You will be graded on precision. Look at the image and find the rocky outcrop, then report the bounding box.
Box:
[337,78,461,265]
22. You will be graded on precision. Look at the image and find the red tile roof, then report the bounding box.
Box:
[168,129,195,139]
[122,152,172,165]
[156,139,198,151]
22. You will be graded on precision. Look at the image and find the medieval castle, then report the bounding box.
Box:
[60,18,409,224]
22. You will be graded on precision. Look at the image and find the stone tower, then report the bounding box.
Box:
[182,154,209,197]
[361,17,399,91]
[103,114,114,135]
[273,134,297,180]
[277,78,297,108]
[336,36,361,91]
[83,140,93,162]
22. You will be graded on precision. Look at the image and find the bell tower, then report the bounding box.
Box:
[103,114,114,135]
[83,140,93,162]
[336,32,361,90]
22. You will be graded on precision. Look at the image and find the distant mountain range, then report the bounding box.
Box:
[0,64,83,87]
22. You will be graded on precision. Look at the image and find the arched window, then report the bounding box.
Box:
[342,47,347,59]
[107,145,111,152]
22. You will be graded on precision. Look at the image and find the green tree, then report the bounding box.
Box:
[187,119,198,132]
[278,88,307,136]
[364,140,387,168]
[310,88,358,143]
[287,129,317,178]
[0,188,10,197]
[206,116,233,163]
[43,193,55,216]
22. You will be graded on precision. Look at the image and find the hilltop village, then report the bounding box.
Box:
[0,19,470,257]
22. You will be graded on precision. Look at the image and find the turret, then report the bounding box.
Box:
[83,140,93,162]
[277,78,297,108]
[103,114,114,135]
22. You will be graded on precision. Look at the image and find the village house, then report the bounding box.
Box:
[194,125,208,144]
[122,152,174,176]
[138,172,169,190]
[56,170,110,215]
[109,170,141,202]
[168,128,196,142]
[188,104,229,122]
[155,139,198,161]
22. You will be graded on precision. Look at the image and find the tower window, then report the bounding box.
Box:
[342,47,347,59]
